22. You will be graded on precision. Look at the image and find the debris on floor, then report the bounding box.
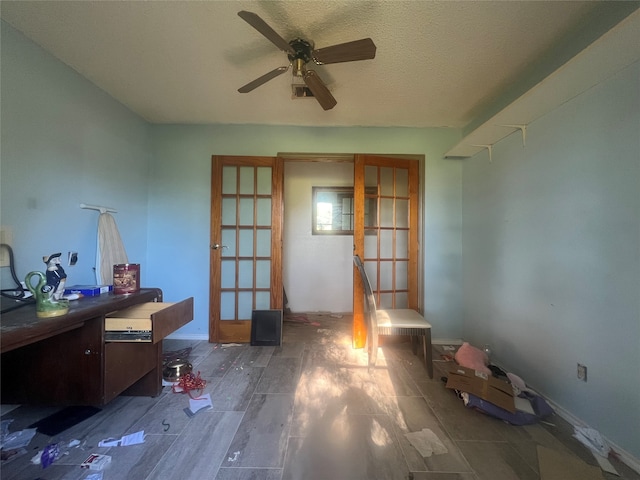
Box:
[454,342,491,375]
[0,447,26,463]
[446,365,515,412]
[84,472,105,480]
[284,313,321,326]
[98,430,145,447]
[434,344,458,363]
[439,343,620,477]
[404,428,448,457]
[441,342,554,425]
[186,393,213,416]
[171,371,207,398]
[573,426,619,476]
[80,453,111,471]
[40,443,63,468]
[1,422,36,451]
[284,311,346,327]
[22,438,87,469]
[227,450,241,462]
[162,346,193,365]
[574,426,609,457]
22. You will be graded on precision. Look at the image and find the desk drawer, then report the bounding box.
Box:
[105,297,193,343]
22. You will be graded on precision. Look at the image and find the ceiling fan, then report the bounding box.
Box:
[237,11,376,110]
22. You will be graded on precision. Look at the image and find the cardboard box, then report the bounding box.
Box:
[445,365,515,413]
[64,285,112,296]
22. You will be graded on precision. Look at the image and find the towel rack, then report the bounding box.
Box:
[80,203,117,214]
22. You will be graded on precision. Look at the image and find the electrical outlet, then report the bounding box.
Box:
[68,252,78,266]
[0,226,14,267]
[577,363,587,382]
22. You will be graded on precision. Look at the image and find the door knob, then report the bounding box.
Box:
[211,244,228,250]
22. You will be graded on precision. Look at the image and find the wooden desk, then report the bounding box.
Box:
[0,289,193,406]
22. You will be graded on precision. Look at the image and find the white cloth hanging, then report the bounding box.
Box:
[96,213,128,285]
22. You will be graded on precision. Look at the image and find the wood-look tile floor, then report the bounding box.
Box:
[2,314,638,480]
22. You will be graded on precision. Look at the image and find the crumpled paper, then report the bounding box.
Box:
[573,426,608,457]
[573,426,618,476]
[404,428,448,457]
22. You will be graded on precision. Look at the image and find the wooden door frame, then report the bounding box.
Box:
[352,154,422,348]
[209,152,422,347]
[209,155,283,343]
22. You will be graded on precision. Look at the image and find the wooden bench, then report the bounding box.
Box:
[354,255,433,378]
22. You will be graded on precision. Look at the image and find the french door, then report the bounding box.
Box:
[353,155,420,348]
[209,156,283,343]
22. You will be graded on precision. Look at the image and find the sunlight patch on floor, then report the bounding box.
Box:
[292,321,402,448]
[370,417,393,447]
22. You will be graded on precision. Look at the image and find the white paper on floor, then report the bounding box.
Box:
[573,426,618,476]
[189,393,213,414]
[404,428,448,457]
[98,430,145,447]
[1,427,37,450]
[573,426,608,456]
[592,452,619,476]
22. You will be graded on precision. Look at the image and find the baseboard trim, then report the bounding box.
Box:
[544,397,640,474]
[164,333,209,341]
[432,338,464,345]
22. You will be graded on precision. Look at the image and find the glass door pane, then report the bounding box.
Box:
[211,156,283,343]
[222,165,272,320]
[357,156,418,315]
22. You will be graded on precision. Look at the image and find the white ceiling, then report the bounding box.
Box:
[0,1,633,129]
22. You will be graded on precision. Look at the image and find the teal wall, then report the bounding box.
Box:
[148,125,462,339]
[1,20,151,287]
[462,60,640,458]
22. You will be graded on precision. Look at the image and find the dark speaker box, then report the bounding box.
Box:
[250,309,283,346]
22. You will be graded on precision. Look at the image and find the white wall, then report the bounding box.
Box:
[461,60,640,459]
[283,162,354,313]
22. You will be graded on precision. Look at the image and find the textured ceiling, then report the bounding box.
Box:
[0,1,620,128]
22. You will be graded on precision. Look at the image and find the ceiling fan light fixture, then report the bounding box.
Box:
[293,58,305,77]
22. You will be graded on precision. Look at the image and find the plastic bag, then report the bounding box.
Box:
[41,443,61,468]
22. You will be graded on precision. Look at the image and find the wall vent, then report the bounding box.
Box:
[292,85,315,99]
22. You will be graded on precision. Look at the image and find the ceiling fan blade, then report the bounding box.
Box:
[303,70,337,110]
[312,38,376,64]
[238,66,289,93]
[238,11,295,55]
